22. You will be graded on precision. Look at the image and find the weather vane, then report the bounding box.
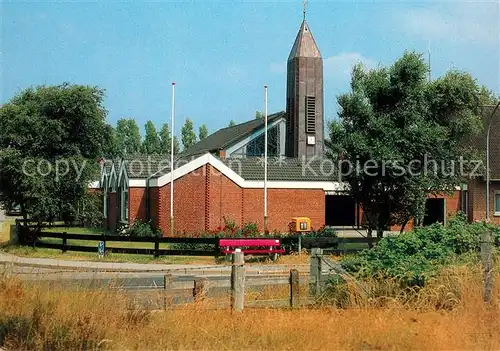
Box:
[303,0,308,20]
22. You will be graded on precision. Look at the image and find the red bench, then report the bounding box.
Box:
[219,238,285,259]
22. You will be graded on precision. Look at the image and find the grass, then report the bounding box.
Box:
[0,263,498,350]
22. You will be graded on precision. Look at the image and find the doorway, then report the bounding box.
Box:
[325,195,356,227]
[423,198,445,226]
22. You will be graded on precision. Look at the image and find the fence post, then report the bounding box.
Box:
[310,248,323,296]
[193,278,208,302]
[290,269,300,308]
[231,249,245,312]
[163,273,172,310]
[154,237,160,258]
[298,234,302,255]
[62,232,67,253]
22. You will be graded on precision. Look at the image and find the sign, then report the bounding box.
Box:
[98,241,105,257]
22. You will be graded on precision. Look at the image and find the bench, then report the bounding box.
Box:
[219,238,285,260]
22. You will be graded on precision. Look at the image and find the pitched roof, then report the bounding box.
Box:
[288,20,321,60]
[222,157,336,181]
[121,154,173,179]
[179,112,285,158]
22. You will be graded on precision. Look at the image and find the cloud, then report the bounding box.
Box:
[397,3,499,45]
[323,52,376,79]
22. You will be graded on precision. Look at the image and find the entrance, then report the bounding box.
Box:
[325,195,356,227]
[423,198,445,226]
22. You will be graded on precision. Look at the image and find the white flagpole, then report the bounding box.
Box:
[264,85,268,233]
[170,82,175,236]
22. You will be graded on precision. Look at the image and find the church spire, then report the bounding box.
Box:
[287,18,321,60]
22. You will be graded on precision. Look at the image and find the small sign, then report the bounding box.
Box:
[98,241,105,257]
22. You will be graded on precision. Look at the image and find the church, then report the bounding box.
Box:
[98,17,499,236]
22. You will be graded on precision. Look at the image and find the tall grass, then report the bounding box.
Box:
[0,265,499,350]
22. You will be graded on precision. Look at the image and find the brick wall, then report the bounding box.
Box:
[128,187,146,224]
[469,179,500,225]
[156,165,207,235]
[208,165,243,230]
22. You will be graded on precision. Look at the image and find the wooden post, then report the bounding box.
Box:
[310,248,323,296]
[163,273,172,310]
[193,278,208,302]
[298,234,302,255]
[154,237,160,258]
[231,250,245,312]
[290,269,300,308]
[62,232,67,253]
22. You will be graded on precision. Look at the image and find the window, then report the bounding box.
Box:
[103,176,108,218]
[121,185,129,222]
[306,96,316,134]
[495,191,500,216]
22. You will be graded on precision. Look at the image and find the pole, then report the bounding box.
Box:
[231,249,245,312]
[264,85,268,234]
[483,101,500,303]
[170,82,175,236]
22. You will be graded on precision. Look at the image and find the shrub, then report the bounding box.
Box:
[340,214,494,287]
[125,220,162,238]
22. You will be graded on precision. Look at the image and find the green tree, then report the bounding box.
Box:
[142,120,161,154]
[102,124,120,158]
[0,83,108,223]
[116,119,141,155]
[199,124,209,140]
[328,52,483,237]
[173,136,181,155]
[158,123,181,155]
[229,120,236,127]
[255,111,263,119]
[159,123,172,154]
[181,118,197,150]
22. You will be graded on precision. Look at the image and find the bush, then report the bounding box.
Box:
[124,220,162,238]
[340,214,495,287]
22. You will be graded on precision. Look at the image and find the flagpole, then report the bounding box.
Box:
[264,85,268,234]
[170,82,175,236]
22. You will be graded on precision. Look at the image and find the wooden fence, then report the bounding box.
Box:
[15,219,381,257]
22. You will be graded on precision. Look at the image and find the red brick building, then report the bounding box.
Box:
[98,18,499,235]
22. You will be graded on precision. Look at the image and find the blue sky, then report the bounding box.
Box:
[2,1,499,138]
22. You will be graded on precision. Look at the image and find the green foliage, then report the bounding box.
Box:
[228,120,236,127]
[329,52,485,237]
[0,84,108,222]
[181,118,197,150]
[198,124,209,140]
[340,214,495,286]
[124,220,162,238]
[255,111,263,119]
[116,118,141,155]
[141,121,161,155]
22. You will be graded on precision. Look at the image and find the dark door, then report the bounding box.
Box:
[423,198,445,226]
[325,195,356,226]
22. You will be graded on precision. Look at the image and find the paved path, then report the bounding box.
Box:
[0,251,306,274]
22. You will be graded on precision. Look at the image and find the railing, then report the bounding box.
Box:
[15,219,382,257]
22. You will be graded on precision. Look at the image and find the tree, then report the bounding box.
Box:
[0,83,108,223]
[142,120,161,154]
[255,111,263,119]
[181,118,197,150]
[328,52,483,237]
[102,124,120,158]
[229,120,236,127]
[116,119,141,155]
[159,123,181,155]
[199,124,209,140]
[159,123,171,154]
[173,136,181,155]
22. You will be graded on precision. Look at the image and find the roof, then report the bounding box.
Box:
[121,154,174,179]
[179,112,285,158]
[474,104,500,179]
[288,20,321,60]
[222,157,336,181]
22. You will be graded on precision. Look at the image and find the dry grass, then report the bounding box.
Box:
[1,264,499,350]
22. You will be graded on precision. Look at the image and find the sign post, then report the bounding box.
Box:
[98,241,105,258]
